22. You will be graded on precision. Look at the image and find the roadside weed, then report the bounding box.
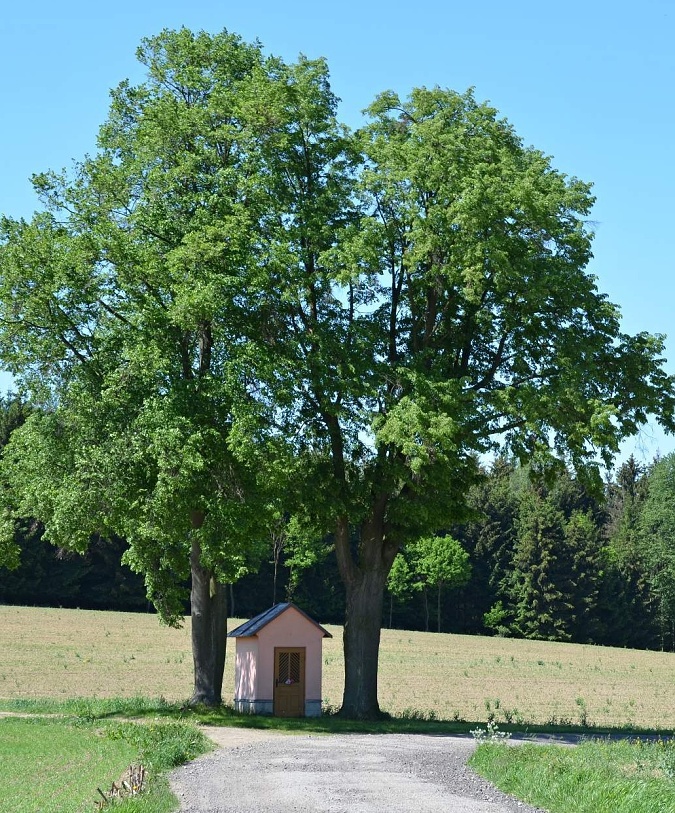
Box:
[470,720,511,743]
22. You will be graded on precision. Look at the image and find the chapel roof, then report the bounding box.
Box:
[227,601,332,638]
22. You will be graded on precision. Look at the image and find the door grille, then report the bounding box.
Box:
[278,650,301,683]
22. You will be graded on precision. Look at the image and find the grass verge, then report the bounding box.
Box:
[0,695,178,718]
[469,738,675,813]
[0,694,670,738]
[0,715,210,813]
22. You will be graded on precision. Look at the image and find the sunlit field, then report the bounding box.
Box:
[2,605,674,728]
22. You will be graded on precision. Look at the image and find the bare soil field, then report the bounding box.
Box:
[1,605,674,728]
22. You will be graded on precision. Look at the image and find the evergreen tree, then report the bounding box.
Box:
[457,458,519,634]
[564,510,603,643]
[601,456,657,648]
[510,494,575,641]
[607,456,649,560]
[638,454,675,649]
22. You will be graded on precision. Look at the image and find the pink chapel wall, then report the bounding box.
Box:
[256,605,324,706]
[232,605,326,716]
[233,637,258,700]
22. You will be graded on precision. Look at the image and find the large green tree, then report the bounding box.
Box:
[253,87,675,717]
[460,458,520,635]
[600,456,657,647]
[1,29,674,718]
[509,493,575,641]
[0,29,297,704]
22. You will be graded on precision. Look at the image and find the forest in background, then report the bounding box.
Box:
[2,394,673,652]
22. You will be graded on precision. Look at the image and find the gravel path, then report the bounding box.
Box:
[170,727,547,813]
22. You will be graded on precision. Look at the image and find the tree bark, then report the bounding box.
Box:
[334,510,398,719]
[189,534,227,706]
[340,567,388,719]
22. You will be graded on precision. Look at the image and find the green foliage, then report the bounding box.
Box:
[606,456,650,563]
[0,507,20,570]
[600,457,657,648]
[0,28,294,623]
[638,453,675,647]
[0,394,31,448]
[483,600,509,635]
[0,395,32,571]
[510,494,575,640]
[415,535,471,591]
[389,536,470,594]
[389,535,471,631]
[0,532,148,612]
[387,551,417,601]
[452,462,622,645]
[458,458,520,633]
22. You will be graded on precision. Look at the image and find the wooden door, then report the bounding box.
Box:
[273,647,305,717]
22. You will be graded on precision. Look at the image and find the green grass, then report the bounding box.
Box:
[5,701,675,813]
[0,717,137,813]
[0,695,179,718]
[0,716,210,813]
[0,694,668,738]
[470,738,675,813]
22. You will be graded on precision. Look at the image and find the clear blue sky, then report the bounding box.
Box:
[1,0,673,466]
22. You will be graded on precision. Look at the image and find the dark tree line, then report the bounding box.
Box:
[2,389,672,652]
[448,456,661,650]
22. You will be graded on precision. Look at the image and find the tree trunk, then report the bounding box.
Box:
[340,567,388,719]
[333,509,398,719]
[272,556,278,606]
[424,587,429,632]
[189,535,228,706]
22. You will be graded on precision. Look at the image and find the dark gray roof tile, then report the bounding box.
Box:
[227,602,332,638]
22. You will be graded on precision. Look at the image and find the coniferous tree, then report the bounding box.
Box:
[607,456,649,561]
[458,458,519,634]
[601,456,657,648]
[510,493,575,641]
[564,510,603,642]
[637,454,675,649]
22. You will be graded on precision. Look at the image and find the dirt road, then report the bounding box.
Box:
[170,727,545,813]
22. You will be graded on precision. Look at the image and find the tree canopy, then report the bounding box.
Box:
[1,27,674,717]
